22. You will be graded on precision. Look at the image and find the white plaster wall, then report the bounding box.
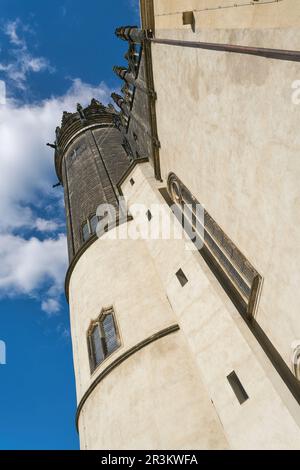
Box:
[69,223,228,449]
[149,6,300,377]
[79,333,229,450]
[69,236,175,401]
[121,162,300,449]
[153,0,300,36]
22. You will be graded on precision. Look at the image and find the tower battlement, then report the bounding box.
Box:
[54,99,117,183]
[52,98,130,261]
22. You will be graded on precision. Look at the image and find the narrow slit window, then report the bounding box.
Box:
[146,210,152,221]
[82,221,90,242]
[176,269,188,287]
[130,178,135,186]
[182,11,195,32]
[227,371,249,405]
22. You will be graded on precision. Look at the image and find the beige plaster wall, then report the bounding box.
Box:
[79,333,228,450]
[153,0,300,34]
[121,162,300,449]
[69,222,228,449]
[149,7,300,379]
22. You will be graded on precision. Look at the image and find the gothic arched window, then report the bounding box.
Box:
[90,214,99,234]
[87,307,120,373]
[81,214,100,244]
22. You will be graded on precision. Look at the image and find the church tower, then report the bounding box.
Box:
[52,97,229,450]
[52,1,300,450]
[53,99,131,262]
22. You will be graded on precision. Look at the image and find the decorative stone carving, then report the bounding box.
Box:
[168,173,183,204]
[115,26,145,44]
[55,126,61,142]
[62,111,72,125]
[77,103,86,121]
[90,98,100,106]
[291,341,300,380]
[167,172,262,318]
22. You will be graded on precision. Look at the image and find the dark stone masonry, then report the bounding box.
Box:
[52,27,155,262]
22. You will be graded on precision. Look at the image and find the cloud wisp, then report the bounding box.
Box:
[0,19,53,90]
[129,0,140,16]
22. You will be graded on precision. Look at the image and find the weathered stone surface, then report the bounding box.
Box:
[56,100,131,260]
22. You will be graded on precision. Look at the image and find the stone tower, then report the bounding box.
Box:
[53,98,230,450]
[52,1,300,450]
[54,99,131,262]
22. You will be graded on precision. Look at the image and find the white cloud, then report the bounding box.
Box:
[0,18,114,314]
[56,322,71,340]
[34,218,61,233]
[3,19,25,47]
[0,79,5,104]
[0,19,53,90]
[61,6,67,18]
[42,298,61,315]
[0,78,113,313]
[0,233,67,305]
[0,78,112,232]
[130,0,140,16]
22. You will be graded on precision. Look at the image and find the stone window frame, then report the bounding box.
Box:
[67,139,87,165]
[87,306,121,374]
[80,213,100,244]
[159,174,300,403]
[166,172,263,319]
[292,343,300,381]
[81,220,90,243]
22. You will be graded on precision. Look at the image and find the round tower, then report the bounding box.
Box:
[54,99,131,261]
[53,99,229,450]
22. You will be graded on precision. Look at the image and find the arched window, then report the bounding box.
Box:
[90,214,99,235]
[81,214,100,243]
[87,307,120,373]
[68,141,86,165]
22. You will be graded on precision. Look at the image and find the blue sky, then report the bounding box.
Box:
[0,0,139,450]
